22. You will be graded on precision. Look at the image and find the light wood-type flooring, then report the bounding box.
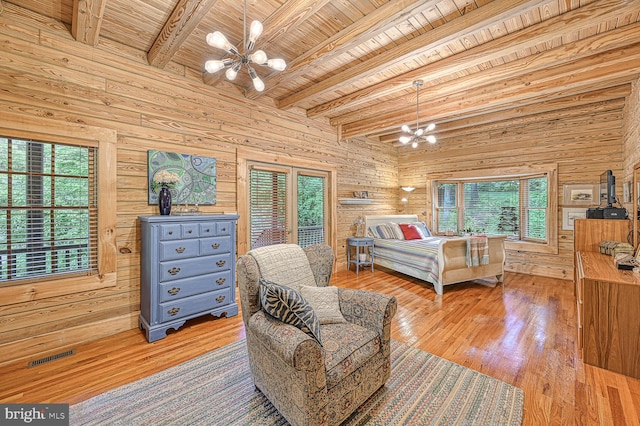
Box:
[1,269,639,425]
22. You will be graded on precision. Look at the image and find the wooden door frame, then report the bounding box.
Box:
[236,147,337,256]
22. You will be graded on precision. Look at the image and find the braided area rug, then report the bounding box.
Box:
[70,339,523,425]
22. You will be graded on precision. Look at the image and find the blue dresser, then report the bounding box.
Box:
[139,214,240,342]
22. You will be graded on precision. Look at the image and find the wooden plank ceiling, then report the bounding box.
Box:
[9,0,640,145]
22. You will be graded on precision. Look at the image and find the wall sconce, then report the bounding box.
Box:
[400,186,415,210]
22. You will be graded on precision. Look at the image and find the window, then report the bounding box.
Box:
[0,117,116,302]
[432,164,557,254]
[247,163,329,250]
[297,173,326,247]
[249,167,288,248]
[237,148,337,255]
[0,138,98,283]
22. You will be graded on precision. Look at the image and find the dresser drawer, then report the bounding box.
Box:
[160,224,182,241]
[199,222,217,237]
[160,239,199,261]
[200,236,231,255]
[159,253,232,282]
[158,270,232,302]
[159,288,232,322]
[216,221,232,235]
[181,223,199,238]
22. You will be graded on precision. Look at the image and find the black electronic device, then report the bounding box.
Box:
[603,207,627,219]
[586,207,603,219]
[599,170,616,207]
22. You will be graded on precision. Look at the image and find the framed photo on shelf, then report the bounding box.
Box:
[562,207,587,231]
[563,184,597,206]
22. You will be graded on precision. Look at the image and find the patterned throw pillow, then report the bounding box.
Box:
[412,221,432,237]
[299,286,347,324]
[376,223,395,239]
[376,223,405,239]
[259,278,322,345]
[389,223,405,239]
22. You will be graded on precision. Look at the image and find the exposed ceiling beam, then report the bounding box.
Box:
[148,0,219,69]
[340,43,640,139]
[332,19,640,129]
[245,0,441,100]
[310,0,638,120]
[71,0,107,46]
[276,0,548,110]
[381,88,629,145]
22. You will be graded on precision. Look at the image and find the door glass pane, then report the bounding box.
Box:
[297,174,325,247]
[249,169,287,249]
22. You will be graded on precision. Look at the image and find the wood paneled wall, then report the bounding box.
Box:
[397,92,632,280]
[623,79,640,195]
[0,5,396,365]
[0,3,638,366]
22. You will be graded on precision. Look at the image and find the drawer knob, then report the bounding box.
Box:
[168,230,173,235]
[221,227,226,232]
[168,287,180,295]
[216,295,226,303]
[175,247,185,253]
[216,260,226,267]
[211,243,220,249]
[168,267,181,275]
[205,228,210,232]
[168,307,181,316]
[216,277,226,285]
[188,229,193,234]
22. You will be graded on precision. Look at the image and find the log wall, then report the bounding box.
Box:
[0,5,396,366]
[397,91,634,280]
[0,3,638,366]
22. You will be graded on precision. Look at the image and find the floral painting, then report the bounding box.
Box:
[147,150,216,205]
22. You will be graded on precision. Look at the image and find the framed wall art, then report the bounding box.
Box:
[562,207,587,231]
[563,184,597,206]
[148,150,217,205]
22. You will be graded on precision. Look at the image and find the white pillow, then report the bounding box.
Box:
[298,286,347,324]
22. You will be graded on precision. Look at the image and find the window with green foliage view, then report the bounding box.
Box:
[435,175,548,242]
[0,137,98,283]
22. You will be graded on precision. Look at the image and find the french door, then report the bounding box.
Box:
[248,162,328,250]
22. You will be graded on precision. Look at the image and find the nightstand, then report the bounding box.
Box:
[346,237,374,275]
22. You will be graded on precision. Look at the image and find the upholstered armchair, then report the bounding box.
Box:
[236,243,397,426]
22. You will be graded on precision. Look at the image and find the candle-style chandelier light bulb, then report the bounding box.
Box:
[399,80,437,148]
[204,0,286,92]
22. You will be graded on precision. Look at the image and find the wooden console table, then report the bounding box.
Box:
[575,251,640,379]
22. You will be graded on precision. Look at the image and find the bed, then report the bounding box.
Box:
[365,214,506,295]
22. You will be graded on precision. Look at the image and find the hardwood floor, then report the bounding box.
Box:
[1,269,639,425]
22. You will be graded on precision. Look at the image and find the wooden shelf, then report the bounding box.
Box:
[339,198,373,205]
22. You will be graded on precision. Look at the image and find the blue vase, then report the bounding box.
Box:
[158,187,172,215]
